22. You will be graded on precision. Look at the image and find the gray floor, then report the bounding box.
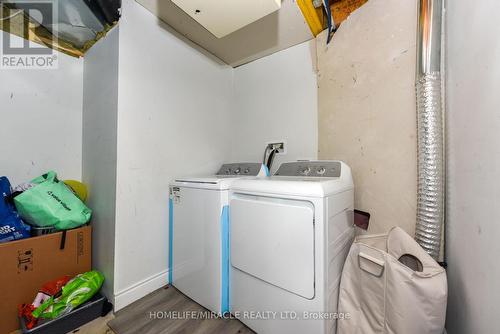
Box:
[108,286,254,334]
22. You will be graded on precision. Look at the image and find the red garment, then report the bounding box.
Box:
[40,275,71,296]
[18,275,72,329]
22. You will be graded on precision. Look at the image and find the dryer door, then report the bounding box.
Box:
[230,194,315,299]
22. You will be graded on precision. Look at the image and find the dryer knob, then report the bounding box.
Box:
[300,167,311,175]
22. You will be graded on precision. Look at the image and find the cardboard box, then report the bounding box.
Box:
[0,226,91,334]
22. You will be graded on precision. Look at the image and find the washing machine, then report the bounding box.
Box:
[169,163,267,314]
[229,161,354,334]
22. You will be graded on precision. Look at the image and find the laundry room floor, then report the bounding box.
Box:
[108,286,254,334]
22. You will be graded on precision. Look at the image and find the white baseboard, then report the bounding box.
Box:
[114,269,169,311]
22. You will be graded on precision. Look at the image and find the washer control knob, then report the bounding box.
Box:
[300,167,311,175]
[317,167,326,175]
[234,167,241,175]
[225,168,231,175]
[244,168,250,174]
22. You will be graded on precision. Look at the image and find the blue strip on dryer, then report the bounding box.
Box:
[221,205,230,314]
[168,198,174,284]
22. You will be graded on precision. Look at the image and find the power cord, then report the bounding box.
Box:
[266,148,279,172]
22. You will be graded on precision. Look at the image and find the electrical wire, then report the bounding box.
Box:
[324,0,336,44]
[262,146,271,165]
[266,148,279,172]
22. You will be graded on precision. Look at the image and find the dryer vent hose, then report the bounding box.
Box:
[414,0,445,260]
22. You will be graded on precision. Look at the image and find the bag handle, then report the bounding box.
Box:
[31,171,57,185]
[59,230,67,250]
[358,252,385,277]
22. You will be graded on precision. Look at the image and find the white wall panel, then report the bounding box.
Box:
[82,27,120,302]
[113,0,233,308]
[232,40,318,172]
[0,32,83,185]
[445,1,500,332]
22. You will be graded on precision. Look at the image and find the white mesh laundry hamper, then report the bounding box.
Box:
[337,227,447,334]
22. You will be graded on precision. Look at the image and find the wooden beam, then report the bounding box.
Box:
[330,0,368,26]
[297,0,326,37]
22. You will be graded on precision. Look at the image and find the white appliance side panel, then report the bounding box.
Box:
[326,190,354,334]
[230,195,315,299]
[172,187,224,312]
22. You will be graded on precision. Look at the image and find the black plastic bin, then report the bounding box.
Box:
[20,293,107,334]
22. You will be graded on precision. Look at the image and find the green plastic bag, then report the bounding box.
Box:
[32,271,105,320]
[14,171,92,230]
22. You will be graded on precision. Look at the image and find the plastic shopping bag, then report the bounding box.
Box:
[18,275,72,329]
[14,171,92,230]
[0,176,31,242]
[32,271,104,320]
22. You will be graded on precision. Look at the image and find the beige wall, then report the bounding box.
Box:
[317,0,417,235]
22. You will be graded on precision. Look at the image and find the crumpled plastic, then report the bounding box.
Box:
[32,271,104,320]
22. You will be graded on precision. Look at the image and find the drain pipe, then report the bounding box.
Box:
[415,0,445,260]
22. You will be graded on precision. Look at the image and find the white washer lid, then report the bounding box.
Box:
[171,163,267,190]
[171,175,256,190]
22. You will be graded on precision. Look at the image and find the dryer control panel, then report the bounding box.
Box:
[274,161,341,177]
[216,163,265,176]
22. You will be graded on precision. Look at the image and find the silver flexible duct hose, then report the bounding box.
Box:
[415,0,445,260]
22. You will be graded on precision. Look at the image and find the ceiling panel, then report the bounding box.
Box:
[171,0,281,38]
[135,0,313,67]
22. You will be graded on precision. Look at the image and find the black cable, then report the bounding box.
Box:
[324,0,337,44]
[266,148,278,172]
[262,146,271,165]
